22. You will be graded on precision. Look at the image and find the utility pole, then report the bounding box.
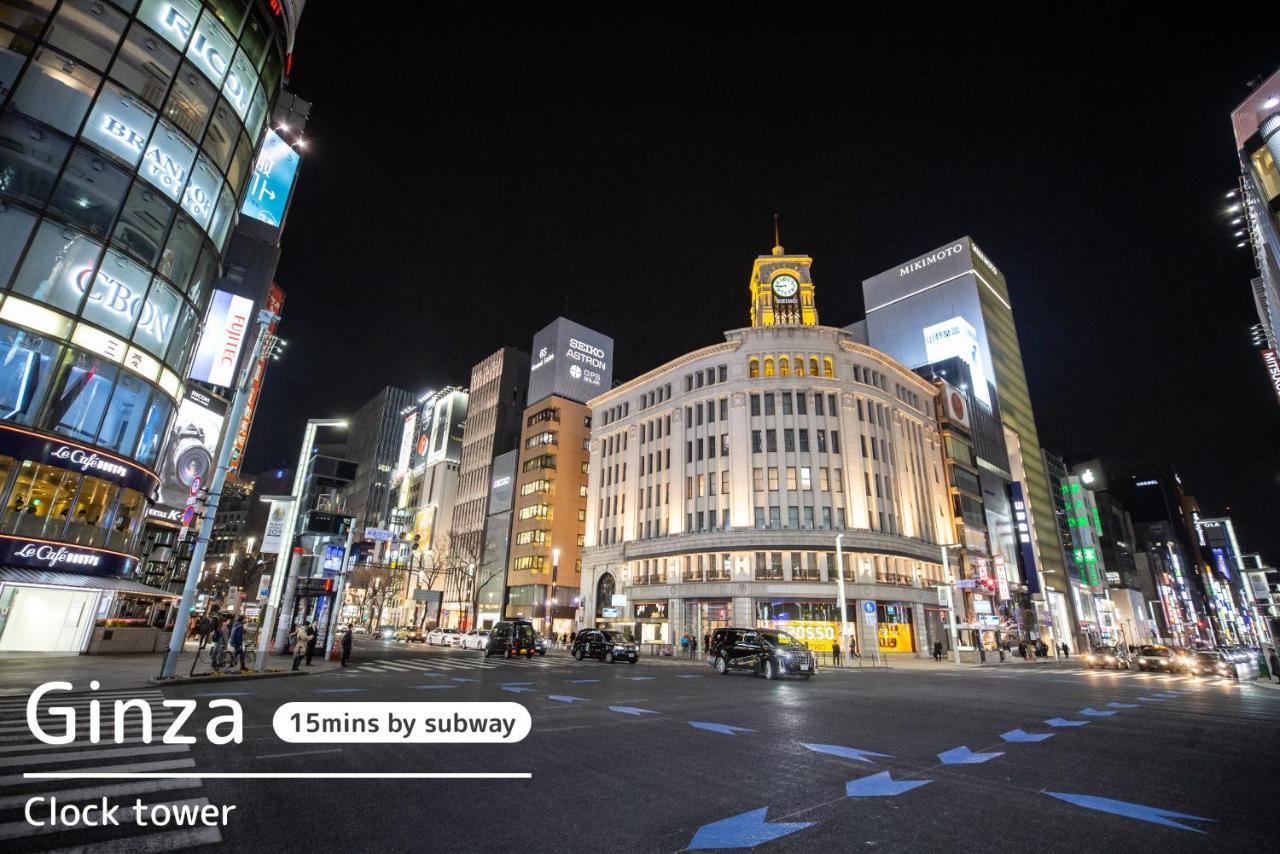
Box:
[161,309,279,679]
[835,534,849,668]
[941,543,963,664]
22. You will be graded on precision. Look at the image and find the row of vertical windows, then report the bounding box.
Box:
[684,364,728,392]
[750,391,838,417]
[750,429,839,455]
[748,355,834,379]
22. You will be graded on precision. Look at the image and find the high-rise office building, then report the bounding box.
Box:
[1231,68,1280,407]
[0,0,300,651]
[342,385,414,530]
[507,317,612,635]
[862,238,1069,645]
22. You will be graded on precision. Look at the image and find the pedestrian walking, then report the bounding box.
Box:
[832,641,842,666]
[849,637,859,659]
[932,640,943,662]
[703,633,710,651]
[1027,641,1037,662]
[304,621,318,666]
[681,633,690,658]
[291,625,307,671]
[196,615,211,649]
[1061,642,1070,658]
[341,624,354,667]
[230,617,246,671]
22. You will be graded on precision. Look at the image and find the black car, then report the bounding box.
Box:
[707,627,814,680]
[1188,651,1237,679]
[485,620,537,659]
[571,629,638,663]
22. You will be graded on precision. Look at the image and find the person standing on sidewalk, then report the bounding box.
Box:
[341,624,354,667]
[230,617,246,671]
[933,640,943,662]
[690,635,698,660]
[291,625,307,671]
[680,633,690,659]
[304,621,318,667]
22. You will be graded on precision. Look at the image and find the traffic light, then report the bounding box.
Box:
[411,533,421,551]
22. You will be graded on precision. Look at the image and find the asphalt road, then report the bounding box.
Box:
[2,641,1277,853]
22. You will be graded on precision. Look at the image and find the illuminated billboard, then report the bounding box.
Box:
[528,317,614,406]
[156,386,227,510]
[241,130,299,228]
[188,289,254,387]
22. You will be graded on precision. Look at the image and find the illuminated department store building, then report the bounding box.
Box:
[0,0,300,651]
[580,243,955,658]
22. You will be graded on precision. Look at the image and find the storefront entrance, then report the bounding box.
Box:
[0,585,98,651]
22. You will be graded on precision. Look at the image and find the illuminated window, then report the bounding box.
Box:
[748,357,759,378]
[809,356,820,376]
[763,357,775,377]
[823,357,834,378]
[795,355,805,376]
[779,355,790,376]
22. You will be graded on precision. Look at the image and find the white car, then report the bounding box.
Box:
[426,628,460,646]
[460,630,491,651]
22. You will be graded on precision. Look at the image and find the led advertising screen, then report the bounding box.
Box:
[527,316,614,406]
[241,130,300,228]
[156,386,227,510]
[188,289,254,387]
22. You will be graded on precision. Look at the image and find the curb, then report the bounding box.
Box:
[148,670,307,687]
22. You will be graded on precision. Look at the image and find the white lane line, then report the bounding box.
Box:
[40,825,223,853]
[0,744,189,768]
[0,733,171,754]
[0,797,210,841]
[0,758,195,788]
[0,777,199,809]
[0,720,176,738]
[254,748,343,759]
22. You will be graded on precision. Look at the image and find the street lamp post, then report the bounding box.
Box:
[160,309,278,679]
[835,534,849,668]
[256,417,348,671]
[548,547,561,637]
[940,544,963,665]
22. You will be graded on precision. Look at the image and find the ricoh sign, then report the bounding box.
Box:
[528,317,614,406]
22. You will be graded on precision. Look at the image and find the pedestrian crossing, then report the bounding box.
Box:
[0,688,219,852]
[981,668,1242,687]
[349,654,587,676]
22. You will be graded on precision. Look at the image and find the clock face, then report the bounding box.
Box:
[772,274,799,298]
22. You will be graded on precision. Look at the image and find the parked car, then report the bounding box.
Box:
[571,629,638,663]
[1085,646,1129,670]
[426,628,461,646]
[485,620,537,658]
[1188,650,1237,679]
[460,630,490,650]
[1135,644,1176,672]
[534,634,548,656]
[707,627,815,680]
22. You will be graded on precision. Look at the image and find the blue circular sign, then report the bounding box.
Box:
[862,600,876,614]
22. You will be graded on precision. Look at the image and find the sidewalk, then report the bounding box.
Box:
[0,640,339,696]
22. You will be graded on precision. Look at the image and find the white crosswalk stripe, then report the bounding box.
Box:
[0,691,220,852]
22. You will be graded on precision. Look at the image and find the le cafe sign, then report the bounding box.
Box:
[0,536,133,577]
[0,425,158,496]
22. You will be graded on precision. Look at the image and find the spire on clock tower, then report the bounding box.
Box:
[749,226,818,327]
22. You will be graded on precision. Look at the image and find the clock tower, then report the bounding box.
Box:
[749,234,819,327]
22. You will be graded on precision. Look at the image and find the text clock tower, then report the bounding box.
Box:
[749,238,819,327]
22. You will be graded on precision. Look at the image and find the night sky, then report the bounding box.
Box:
[246,10,1280,561]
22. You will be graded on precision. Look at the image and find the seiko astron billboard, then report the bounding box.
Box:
[527,317,614,406]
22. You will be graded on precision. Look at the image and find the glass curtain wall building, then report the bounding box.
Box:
[0,0,294,652]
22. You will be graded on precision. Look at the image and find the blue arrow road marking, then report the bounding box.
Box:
[676,674,704,678]
[1079,708,1117,717]
[1136,696,1165,702]
[1000,729,1055,743]
[312,688,365,693]
[608,706,658,716]
[501,686,535,693]
[800,743,891,763]
[688,807,813,850]
[567,679,601,684]
[689,722,754,735]
[624,676,656,681]
[1045,791,1214,833]
[547,695,588,703]
[1154,692,1180,698]
[937,746,1004,765]
[845,771,932,797]
[452,677,478,683]
[1107,701,1139,708]
[409,685,456,690]
[1045,718,1090,727]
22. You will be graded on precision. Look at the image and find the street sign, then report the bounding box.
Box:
[862,600,876,614]
[188,476,202,497]
[956,579,978,589]
[364,527,395,542]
